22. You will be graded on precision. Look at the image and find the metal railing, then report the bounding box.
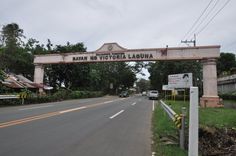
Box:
[159,100,186,150]
[160,100,177,120]
[0,95,19,100]
[0,93,27,104]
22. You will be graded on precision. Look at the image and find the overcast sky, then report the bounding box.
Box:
[1,0,236,79]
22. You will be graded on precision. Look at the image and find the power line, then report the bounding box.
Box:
[181,34,196,47]
[180,0,214,41]
[195,0,231,36]
[186,0,220,40]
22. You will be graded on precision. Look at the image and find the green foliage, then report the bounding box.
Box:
[0,85,15,94]
[24,38,48,55]
[165,100,236,128]
[0,99,20,106]
[0,70,5,81]
[154,100,236,156]
[1,23,24,49]
[200,108,236,128]
[148,61,202,93]
[164,95,189,101]
[0,23,136,95]
[217,53,236,76]
[130,62,148,75]
[94,62,136,93]
[152,103,187,156]
[136,78,150,92]
[219,93,236,100]
[0,90,104,106]
[0,23,34,79]
[44,42,90,90]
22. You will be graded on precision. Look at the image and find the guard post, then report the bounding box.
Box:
[180,107,186,149]
[188,87,199,156]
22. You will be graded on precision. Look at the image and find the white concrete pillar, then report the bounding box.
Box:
[188,87,199,156]
[34,64,44,93]
[201,59,222,107]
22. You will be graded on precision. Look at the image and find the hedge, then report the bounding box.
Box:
[219,94,236,100]
[0,90,104,106]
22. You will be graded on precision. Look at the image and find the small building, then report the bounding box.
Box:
[0,71,51,92]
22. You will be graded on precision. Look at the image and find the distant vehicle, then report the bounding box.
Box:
[119,91,129,97]
[148,90,159,100]
[142,91,147,96]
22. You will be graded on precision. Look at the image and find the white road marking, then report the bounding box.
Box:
[103,100,114,104]
[19,105,54,111]
[152,101,155,111]
[131,102,136,106]
[59,106,87,114]
[109,110,124,119]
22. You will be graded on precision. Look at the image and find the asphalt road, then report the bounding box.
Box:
[0,95,154,156]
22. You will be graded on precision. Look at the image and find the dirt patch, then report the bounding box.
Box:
[199,127,236,156]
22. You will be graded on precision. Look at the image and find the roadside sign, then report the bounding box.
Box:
[162,85,173,91]
[168,73,193,88]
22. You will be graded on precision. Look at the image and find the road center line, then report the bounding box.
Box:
[109,110,124,119]
[59,106,87,114]
[131,102,136,106]
[0,98,126,128]
[19,105,54,111]
[0,112,60,128]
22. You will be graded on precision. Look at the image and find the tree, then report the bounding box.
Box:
[45,42,88,90]
[88,62,136,93]
[1,23,24,51]
[0,23,138,93]
[136,78,150,92]
[148,61,202,93]
[0,23,34,79]
[217,53,236,76]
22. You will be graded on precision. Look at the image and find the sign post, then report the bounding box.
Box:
[162,85,173,100]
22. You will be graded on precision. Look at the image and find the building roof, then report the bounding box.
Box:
[1,71,50,89]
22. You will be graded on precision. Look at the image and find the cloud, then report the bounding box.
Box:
[1,0,236,79]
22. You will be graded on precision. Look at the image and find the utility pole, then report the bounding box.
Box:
[181,34,196,47]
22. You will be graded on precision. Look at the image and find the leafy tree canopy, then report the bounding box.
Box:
[148,61,202,93]
[217,53,236,76]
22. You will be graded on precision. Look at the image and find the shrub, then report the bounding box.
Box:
[1,90,104,106]
[219,94,236,100]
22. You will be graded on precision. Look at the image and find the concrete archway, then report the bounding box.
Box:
[33,43,221,107]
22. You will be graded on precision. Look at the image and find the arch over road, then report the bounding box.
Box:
[34,43,221,107]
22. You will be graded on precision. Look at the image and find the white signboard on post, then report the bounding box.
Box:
[168,73,193,88]
[162,85,173,91]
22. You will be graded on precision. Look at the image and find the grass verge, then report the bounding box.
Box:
[164,100,236,128]
[152,102,187,156]
[152,100,236,155]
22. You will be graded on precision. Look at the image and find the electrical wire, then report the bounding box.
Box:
[195,0,231,36]
[180,0,214,42]
[186,0,220,40]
